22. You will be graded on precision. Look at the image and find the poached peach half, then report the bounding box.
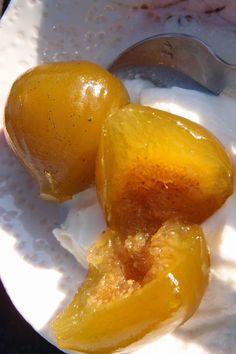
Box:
[96,104,233,235]
[52,220,209,354]
[4,61,129,201]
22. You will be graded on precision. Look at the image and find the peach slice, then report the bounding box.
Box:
[96,104,233,235]
[52,220,209,354]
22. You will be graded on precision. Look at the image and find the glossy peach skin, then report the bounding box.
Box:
[52,220,210,354]
[4,61,129,201]
[96,104,233,235]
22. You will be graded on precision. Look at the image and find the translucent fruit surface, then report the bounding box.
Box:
[52,220,209,354]
[96,104,233,235]
[4,61,129,201]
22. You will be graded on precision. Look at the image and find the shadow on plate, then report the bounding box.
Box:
[0,129,85,312]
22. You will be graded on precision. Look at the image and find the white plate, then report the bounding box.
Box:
[1,1,236,353]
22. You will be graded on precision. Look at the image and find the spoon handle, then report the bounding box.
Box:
[224,66,236,96]
[109,34,231,95]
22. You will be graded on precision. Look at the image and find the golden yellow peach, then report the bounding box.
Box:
[52,220,209,354]
[96,104,233,235]
[4,61,129,201]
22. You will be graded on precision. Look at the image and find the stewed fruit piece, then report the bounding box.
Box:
[52,220,209,354]
[4,61,129,201]
[96,104,233,235]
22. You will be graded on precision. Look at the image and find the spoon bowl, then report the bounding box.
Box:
[109,34,236,95]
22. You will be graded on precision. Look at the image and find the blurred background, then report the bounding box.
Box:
[0,1,62,353]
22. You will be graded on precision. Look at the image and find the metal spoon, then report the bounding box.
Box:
[109,33,236,95]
